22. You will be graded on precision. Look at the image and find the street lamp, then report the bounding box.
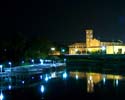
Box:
[8,62,12,72]
[31,59,34,65]
[0,90,3,100]
[50,47,55,55]
[0,65,2,73]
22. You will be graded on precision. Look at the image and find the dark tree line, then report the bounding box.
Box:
[0,32,53,64]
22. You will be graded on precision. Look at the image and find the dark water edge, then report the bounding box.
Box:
[1,63,125,100]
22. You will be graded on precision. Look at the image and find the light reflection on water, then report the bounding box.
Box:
[1,67,125,99]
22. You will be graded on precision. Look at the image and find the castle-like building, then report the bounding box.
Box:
[69,29,125,54]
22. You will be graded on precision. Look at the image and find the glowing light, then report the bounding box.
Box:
[101,46,106,51]
[0,65,2,68]
[45,75,49,82]
[75,74,78,80]
[64,58,66,63]
[116,79,119,86]
[40,59,43,64]
[103,77,106,84]
[32,77,34,79]
[61,49,65,52]
[22,80,25,84]
[0,91,3,100]
[8,85,12,90]
[75,49,78,52]
[51,47,55,51]
[89,76,92,80]
[8,62,12,65]
[41,85,45,93]
[40,75,42,80]
[51,72,56,78]
[0,65,2,73]
[31,59,34,63]
[22,61,24,64]
[63,72,67,79]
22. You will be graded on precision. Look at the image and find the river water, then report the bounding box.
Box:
[1,65,125,100]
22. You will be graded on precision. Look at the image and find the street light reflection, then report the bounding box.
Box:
[41,85,45,93]
[63,72,67,79]
[0,91,4,100]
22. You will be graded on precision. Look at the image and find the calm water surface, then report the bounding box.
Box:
[1,65,125,100]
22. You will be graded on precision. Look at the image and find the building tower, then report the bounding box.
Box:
[86,29,93,48]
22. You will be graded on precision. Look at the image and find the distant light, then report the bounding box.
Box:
[32,77,34,79]
[22,80,25,84]
[41,85,45,93]
[22,61,24,64]
[116,79,119,86]
[51,72,56,78]
[40,75,42,80]
[40,59,43,65]
[51,47,55,51]
[101,46,106,51]
[75,49,78,52]
[63,72,67,79]
[0,91,4,100]
[8,62,12,65]
[45,75,49,82]
[31,59,34,63]
[103,77,106,84]
[61,49,65,52]
[0,65,2,68]
[64,58,66,63]
[75,74,78,80]
[8,85,12,90]
[89,76,92,80]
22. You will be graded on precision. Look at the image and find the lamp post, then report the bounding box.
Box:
[0,65,2,73]
[8,62,12,72]
[51,47,55,55]
[31,59,34,65]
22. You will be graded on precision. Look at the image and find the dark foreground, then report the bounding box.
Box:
[1,65,125,100]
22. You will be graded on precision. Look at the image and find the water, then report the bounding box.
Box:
[1,65,125,100]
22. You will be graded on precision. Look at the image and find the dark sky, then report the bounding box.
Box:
[1,0,125,44]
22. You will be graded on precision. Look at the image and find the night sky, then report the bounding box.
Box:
[1,0,125,44]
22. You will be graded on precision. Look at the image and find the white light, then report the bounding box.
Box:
[61,49,65,52]
[51,72,56,78]
[0,65,2,68]
[0,92,4,100]
[89,76,92,80]
[51,47,55,51]
[103,77,106,84]
[32,59,34,63]
[101,46,106,51]
[40,59,43,65]
[75,74,78,80]
[63,72,67,79]
[8,62,12,65]
[40,75,42,80]
[22,81,25,84]
[75,49,78,52]
[8,85,12,90]
[32,77,34,79]
[116,79,119,86]
[41,85,45,93]
[45,75,49,82]
[64,58,66,63]
[22,61,24,64]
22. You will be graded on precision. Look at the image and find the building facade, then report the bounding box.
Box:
[69,29,125,54]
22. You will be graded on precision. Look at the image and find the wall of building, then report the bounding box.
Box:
[106,46,125,54]
[69,43,86,54]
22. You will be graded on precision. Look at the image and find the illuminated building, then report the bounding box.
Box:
[69,29,125,54]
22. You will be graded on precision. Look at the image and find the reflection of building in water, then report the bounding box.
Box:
[69,71,124,93]
[87,76,94,93]
[69,29,125,54]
